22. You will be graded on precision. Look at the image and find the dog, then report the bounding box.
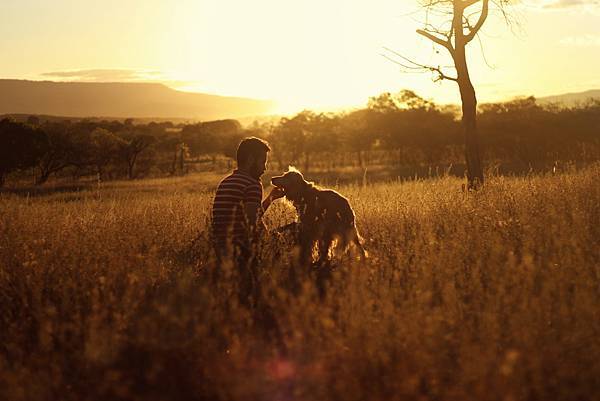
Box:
[271,167,367,264]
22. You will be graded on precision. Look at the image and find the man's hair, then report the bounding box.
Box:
[236,137,271,165]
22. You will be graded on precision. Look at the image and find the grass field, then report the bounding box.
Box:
[1,167,599,401]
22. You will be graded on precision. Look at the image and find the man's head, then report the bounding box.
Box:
[236,137,271,179]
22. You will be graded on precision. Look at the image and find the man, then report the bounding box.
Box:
[211,137,284,303]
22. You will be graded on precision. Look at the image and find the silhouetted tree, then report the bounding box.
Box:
[0,119,47,187]
[182,119,242,162]
[272,111,317,169]
[302,112,339,172]
[477,96,595,170]
[119,132,156,179]
[86,128,127,179]
[36,123,80,185]
[368,92,401,114]
[26,115,40,127]
[396,91,460,165]
[386,0,514,188]
[365,91,460,166]
[367,92,417,162]
[221,132,246,161]
[182,126,219,158]
[340,109,376,167]
[154,135,187,175]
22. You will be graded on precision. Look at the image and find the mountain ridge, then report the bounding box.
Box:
[0,79,275,119]
[537,89,600,106]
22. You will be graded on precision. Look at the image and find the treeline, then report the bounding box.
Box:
[267,91,600,173]
[0,118,248,186]
[1,90,599,186]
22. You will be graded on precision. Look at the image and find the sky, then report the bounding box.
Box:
[1,0,599,114]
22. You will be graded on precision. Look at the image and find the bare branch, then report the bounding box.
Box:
[382,47,427,69]
[464,0,489,43]
[461,0,481,9]
[431,67,459,82]
[421,0,454,9]
[416,29,455,54]
[475,25,496,69]
[423,23,451,37]
[380,54,425,71]
[381,47,458,82]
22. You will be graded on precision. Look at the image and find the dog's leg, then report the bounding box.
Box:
[317,236,333,264]
[351,228,369,260]
[298,229,314,266]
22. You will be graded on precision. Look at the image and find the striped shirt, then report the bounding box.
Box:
[211,170,263,250]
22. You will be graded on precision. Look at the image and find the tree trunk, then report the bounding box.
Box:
[171,150,178,175]
[454,46,484,189]
[0,172,5,188]
[128,161,135,180]
[179,146,185,175]
[36,170,51,185]
[128,153,138,179]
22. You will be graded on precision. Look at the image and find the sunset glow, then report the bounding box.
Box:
[2,0,599,113]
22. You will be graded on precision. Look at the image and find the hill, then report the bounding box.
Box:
[538,89,600,106]
[0,79,275,120]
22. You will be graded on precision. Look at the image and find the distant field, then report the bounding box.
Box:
[1,167,599,401]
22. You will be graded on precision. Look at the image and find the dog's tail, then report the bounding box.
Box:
[339,227,368,260]
[337,204,368,260]
[352,230,369,260]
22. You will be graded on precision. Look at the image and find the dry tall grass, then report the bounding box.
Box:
[1,167,599,401]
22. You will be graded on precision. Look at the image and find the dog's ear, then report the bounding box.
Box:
[288,171,306,186]
[287,165,302,175]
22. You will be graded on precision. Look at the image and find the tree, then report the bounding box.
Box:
[340,109,376,168]
[181,125,219,158]
[271,111,317,170]
[26,115,40,127]
[36,122,81,185]
[181,119,242,165]
[386,0,513,188]
[154,134,187,175]
[300,112,339,172]
[86,128,127,179]
[395,91,460,165]
[220,132,246,161]
[0,119,47,187]
[118,132,156,179]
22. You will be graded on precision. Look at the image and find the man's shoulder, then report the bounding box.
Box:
[219,170,259,187]
[218,171,248,186]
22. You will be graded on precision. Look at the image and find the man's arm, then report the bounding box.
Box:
[244,187,284,236]
[244,202,263,233]
[262,187,285,211]
[243,181,263,234]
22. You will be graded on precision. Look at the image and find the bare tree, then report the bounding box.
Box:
[385,0,513,189]
[119,133,156,179]
[35,124,80,185]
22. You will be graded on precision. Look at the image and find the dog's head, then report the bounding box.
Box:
[271,167,309,201]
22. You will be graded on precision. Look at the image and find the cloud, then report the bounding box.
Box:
[39,69,195,90]
[523,0,600,17]
[40,69,164,82]
[559,34,600,47]
[541,0,599,8]
[529,0,600,11]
